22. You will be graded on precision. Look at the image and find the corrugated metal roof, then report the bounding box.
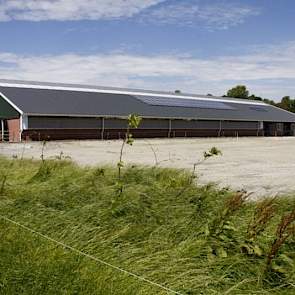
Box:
[0,80,295,122]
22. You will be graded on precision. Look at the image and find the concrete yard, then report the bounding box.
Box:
[1,137,295,198]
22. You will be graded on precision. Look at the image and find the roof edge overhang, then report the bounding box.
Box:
[25,113,295,123]
[0,91,23,115]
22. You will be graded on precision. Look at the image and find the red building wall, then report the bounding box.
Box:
[8,118,20,142]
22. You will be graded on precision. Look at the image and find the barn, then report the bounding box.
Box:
[1,79,295,142]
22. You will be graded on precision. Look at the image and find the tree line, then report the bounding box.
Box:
[225,85,295,113]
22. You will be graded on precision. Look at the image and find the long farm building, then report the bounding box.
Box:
[1,79,295,142]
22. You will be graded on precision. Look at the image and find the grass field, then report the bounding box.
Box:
[0,156,295,294]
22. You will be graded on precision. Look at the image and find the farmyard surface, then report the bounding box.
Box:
[1,137,295,198]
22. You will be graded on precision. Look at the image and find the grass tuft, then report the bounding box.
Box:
[0,156,294,294]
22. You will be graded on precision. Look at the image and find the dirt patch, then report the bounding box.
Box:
[1,137,295,198]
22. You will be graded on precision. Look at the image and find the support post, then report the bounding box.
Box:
[168,119,172,138]
[19,115,22,142]
[101,117,105,140]
[1,120,4,141]
[218,120,222,137]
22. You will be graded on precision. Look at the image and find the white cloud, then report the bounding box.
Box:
[0,42,295,99]
[0,0,260,29]
[0,0,164,21]
[139,1,260,30]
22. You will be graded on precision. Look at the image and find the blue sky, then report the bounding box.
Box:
[0,0,294,100]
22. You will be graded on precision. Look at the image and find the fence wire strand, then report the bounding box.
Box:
[0,214,183,295]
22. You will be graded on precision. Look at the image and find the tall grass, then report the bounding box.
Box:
[0,156,294,294]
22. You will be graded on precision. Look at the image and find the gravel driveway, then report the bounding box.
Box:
[1,137,295,198]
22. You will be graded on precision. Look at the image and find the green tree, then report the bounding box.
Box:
[248,94,262,101]
[226,85,249,99]
[279,96,295,112]
[277,96,294,111]
[280,96,291,109]
[262,98,276,106]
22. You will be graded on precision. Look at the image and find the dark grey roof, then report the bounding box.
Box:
[1,83,295,122]
[0,78,260,103]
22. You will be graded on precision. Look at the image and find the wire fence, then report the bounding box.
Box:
[0,214,184,295]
